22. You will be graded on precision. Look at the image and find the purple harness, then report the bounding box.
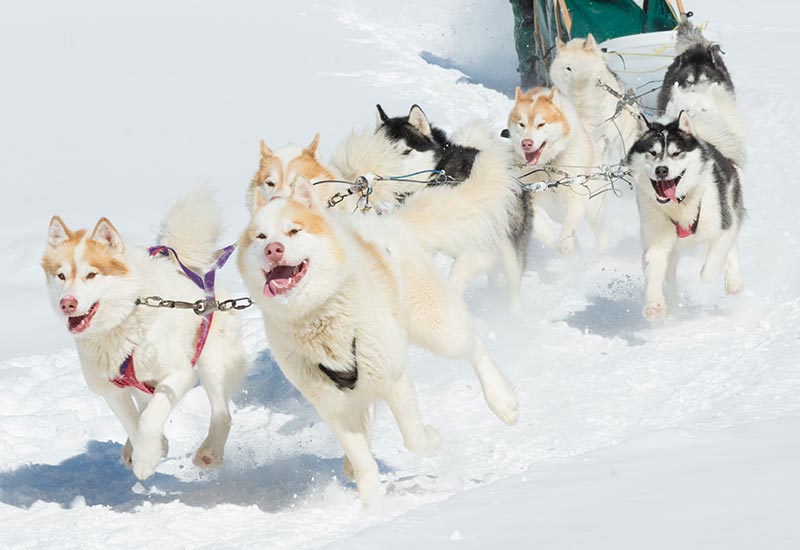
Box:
[111,244,235,394]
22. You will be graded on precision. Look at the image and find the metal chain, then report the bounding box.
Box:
[135,296,253,316]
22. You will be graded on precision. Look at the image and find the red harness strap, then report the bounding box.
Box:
[110,313,213,394]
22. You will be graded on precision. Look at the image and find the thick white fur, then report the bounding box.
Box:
[43,188,247,479]
[331,122,524,309]
[628,115,744,320]
[550,35,640,163]
[330,129,426,211]
[664,82,746,167]
[238,183,518,502]
[509,89,610,254]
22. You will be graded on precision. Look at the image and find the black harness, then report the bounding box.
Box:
[318,337,358,390]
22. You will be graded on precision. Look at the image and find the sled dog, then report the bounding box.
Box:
[550,34,640,162]
[42,189,247,479]
[237,179,519,500]
[508,86,610,254]
[331,105,530,309]
[657,15,735,113]
[626,112,745,320]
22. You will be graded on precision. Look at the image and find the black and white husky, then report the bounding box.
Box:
[657,16,735,112]
[332,105,531,311]
[626,112,745,321]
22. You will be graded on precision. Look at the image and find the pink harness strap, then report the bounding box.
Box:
[109,244,232,394]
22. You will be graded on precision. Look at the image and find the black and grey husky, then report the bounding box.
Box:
[657,16,735,112]
[626,112,745,321]
[331,105,531,311]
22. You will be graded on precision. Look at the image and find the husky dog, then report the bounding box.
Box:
[657,16,735,112]
[247,134,337,209]
[664,82,746,167]
[549,34,639,162]
[237,179,519,501]
[332,105,530,310]
[41,190,247,479]
[508,86,609,254]
[626,112,745,320]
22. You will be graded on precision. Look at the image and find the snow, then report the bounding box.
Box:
[1,0,798,548]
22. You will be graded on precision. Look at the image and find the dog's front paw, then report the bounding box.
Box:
[405,425,442,457]
[121,439,133,469]
[643,298,667,321]
[132,441,164,480]
[556,237,575,255]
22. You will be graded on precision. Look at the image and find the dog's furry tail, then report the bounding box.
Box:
[675,14,711,53]
[158,186,223,270]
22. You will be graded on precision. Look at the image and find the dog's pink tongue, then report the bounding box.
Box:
[263,266,295,298]
[664,183,678,203]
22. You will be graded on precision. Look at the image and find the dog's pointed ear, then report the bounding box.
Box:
[47,216,71,247]
[249,183,269,212]
[677,110,695,136]
[259,140,274,167]
[408,104,432,138]
[305,133,321,157]
[291,177,320,211]
[548,86,560,105]
[636,114,652,135]
[515,86,525,103]
[584,33,597,51]
[90,217,124,253]
[556,37,566,52]
[376,104,389,126]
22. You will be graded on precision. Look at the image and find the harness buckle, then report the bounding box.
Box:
[193,299,218,316]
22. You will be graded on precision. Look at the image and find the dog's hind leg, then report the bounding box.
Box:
[723,235,742,295]
[384,370,441,457]
[498,237,524,314]
[448,250,496,296]
[700,228,736,283]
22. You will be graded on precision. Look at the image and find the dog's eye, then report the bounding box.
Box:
[86,272,97,280]
[671,152,683,159]
[57,273,66,281]
[401,148,412,156]
[518,121,526,128]
[265,181,275,188]
[565,66,572,72]
[288,228,302,236]
[256,233,267,240]
[648,150,658,157]
[536,122,546,129]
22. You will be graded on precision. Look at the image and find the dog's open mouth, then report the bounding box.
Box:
[68,302,99,334]
[263,260,310,298]
[650,173,684,204]
[524,142,546,165]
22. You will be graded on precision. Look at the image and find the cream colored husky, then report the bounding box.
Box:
[237,179,519,501]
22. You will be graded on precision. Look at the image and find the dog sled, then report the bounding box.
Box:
[515,0,705,110]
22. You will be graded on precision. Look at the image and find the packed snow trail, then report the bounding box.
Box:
[1,1,799,548]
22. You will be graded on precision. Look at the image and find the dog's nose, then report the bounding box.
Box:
[60,296,78,315]
[521,139,534,152]
[655,165,669,179]
[265,242,285,263]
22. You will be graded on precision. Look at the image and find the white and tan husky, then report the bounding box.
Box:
[508,86,610,254]
[237,179,519,501]
[550,34,640,163]
[42,189,247,479]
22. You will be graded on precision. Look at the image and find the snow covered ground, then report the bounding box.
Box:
[1,0,798,548]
